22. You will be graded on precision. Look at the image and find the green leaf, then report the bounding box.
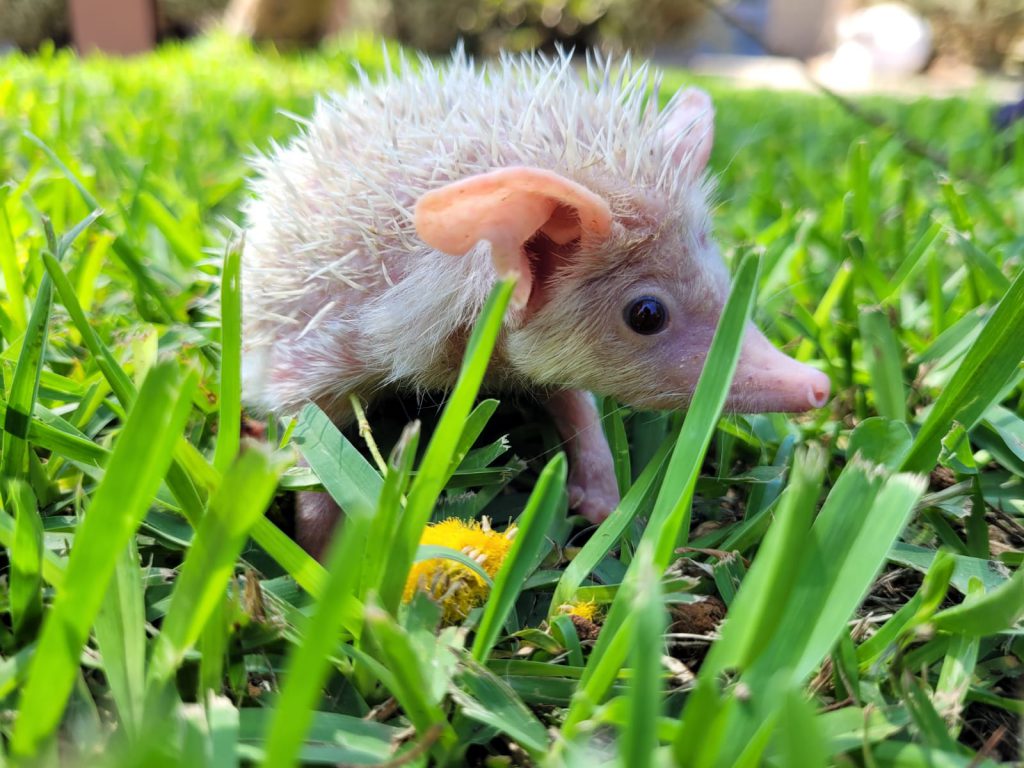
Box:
[930,566,1024,636]
[452,655,549,758]
[415,544,493,587]
[360,423,419,602]
[293,403,382,523]
[2,224,56,479]
[700,443,827,676]
[238,708,400,765]
[7,478,43,643]
[847,417,913,469]
[548,427,677,619]
[562,253,759,737]
[0,185,27,332]
[260,487,378,766]
[773,687,827,768]
[362,604,458,758]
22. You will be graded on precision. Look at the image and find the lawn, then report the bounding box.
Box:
[0,34,1022,766]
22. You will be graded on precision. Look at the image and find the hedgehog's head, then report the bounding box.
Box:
[414,88,829,414]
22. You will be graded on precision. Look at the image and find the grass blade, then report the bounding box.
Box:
[930,566,1024,636]
[213,239,242,474]
[2,226,56,479]
[859,308,907,422]
[471,452,565,661]
[548,426,677,619]
[145,445,283,701]
[379,278,515,612]
[11,360,198,758]
[94,538,147,740]
[619,541,664,768]
[903,264,1024,472]
[6,478,44,643]
[363,605,458,759]
[700,443,827,676]
[259,490,376,767]
[561,253,758,735]
[293,403,382,522]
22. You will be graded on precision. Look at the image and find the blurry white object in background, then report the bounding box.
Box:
[820,2,932,88]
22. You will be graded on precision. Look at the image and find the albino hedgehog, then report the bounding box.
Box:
[241,49,831,558]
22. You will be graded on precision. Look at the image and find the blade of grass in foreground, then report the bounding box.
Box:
[471,452,565,661]
[264,279,513,767]
[363,605,458,760]
[619,542,664,768]
[643,251,760,566]
[674,450,925,766]
[11,361,198,758]
[1,222,57,480]
[145,445,284,706]
[213,239,242,474]
[94,539,147,741]
[547,428,677,620]
[697,443,827,677]
[379,277,515,613]
[7,478,43,643]
[902,264,1024,472]
[259,488,377,768]
[0,185,27,332]
[559,252,759,737]
[293,403,382,523]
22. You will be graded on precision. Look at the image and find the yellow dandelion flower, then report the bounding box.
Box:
[403,517,517,624]
[561,600,601,623]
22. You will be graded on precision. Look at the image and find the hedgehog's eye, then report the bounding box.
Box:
[625,297,668,335]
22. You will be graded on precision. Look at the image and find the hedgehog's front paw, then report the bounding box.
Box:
[568,467,620,524]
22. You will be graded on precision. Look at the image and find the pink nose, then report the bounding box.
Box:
[727,325,831,414]
[804,367,832,409]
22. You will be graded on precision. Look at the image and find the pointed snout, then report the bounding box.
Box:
[726,325,831,413]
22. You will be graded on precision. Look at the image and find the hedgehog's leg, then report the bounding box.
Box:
[545,389,620,524]
[296,487,341,562]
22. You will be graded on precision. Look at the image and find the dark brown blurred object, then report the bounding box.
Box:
[159,0,231,34]
[0,0,70,48]
[68,0,157,54]
[223,0,347,46]
[356,0,705,56]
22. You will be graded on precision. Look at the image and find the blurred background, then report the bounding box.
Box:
[1,0,1022,97]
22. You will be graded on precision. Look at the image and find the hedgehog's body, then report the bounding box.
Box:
[243,51,711,416]
[241,50,830,557]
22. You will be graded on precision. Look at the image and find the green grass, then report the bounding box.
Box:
[0,34,1022,766]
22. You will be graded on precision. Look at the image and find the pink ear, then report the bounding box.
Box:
[659,87,715,179]
[414,167,612,307]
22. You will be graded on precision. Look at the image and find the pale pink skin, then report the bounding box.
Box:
[253,87,830,558]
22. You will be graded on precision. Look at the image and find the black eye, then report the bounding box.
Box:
[625,296,668,335]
